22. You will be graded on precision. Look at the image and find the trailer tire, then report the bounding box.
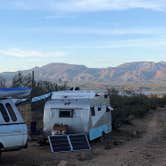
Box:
[100,132,106,142]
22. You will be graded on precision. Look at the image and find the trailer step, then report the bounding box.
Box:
[48,134,91,152]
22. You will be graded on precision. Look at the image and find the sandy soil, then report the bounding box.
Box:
[1,107,166,166]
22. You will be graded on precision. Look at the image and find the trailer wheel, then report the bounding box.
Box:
[100,132,106,142]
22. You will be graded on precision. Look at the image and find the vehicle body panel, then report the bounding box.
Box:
[0,99,28,151]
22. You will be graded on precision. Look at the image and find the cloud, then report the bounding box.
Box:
[56,0,166,13]
[58,37,166,49]
[0,0,165,12]
[105,38,166,48]
[23,27,166,36]
[44,15,76,20]
[65,27,165,36]
[0,48,66,58]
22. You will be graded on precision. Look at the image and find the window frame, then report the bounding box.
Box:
[59,109,74,118]
[90,106,95,116]
[0,103,10,122]
[5,103,17,122]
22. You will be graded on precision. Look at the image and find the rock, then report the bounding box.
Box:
[77,152,93,161]
[113,140,123,146]
[104,141,112,150]
[57,160,68,166]
[131,131,138,137]
[131,130,142,138]
[92,148,101,156]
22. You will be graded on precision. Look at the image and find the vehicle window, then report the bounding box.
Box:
[104,94,108,98]
[6,103,17,121]
[59,109,73,118]
[106,106,110,112]
[98,107,101,111]
[0,103,10,122]
[90,107,95,116]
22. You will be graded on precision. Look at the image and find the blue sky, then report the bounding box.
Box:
[0,0,165,72]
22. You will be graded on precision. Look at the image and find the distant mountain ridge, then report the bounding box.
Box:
[1,61,166,88]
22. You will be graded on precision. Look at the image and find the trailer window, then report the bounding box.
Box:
[6,103,17,121]
[0,103,10,122]
[98,107,101,111]
[59,110,73,118]
[90,107,95,116]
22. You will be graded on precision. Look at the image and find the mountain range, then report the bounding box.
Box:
[1,61,166,89]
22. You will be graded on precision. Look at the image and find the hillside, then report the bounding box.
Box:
[1,61,166,89]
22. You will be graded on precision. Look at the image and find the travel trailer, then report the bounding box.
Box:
[43,90,113,141]
[0,88,31,157]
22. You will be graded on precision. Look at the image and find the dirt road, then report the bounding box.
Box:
[1,107,166,166]
[80,108,166,166]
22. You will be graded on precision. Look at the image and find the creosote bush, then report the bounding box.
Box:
[108,89,166,129]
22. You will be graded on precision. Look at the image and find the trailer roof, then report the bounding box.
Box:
[51,90,104,100]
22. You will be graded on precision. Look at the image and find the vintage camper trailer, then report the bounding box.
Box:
[43,90,113,141]
[0,88,30,157]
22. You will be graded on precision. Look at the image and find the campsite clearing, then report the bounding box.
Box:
[1,107,166,166]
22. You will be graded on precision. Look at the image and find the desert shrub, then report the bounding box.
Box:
[157,95,166,107]
[149,95,166,108]
[108,89,159,129]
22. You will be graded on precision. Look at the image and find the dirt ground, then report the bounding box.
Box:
[1,107,166,166]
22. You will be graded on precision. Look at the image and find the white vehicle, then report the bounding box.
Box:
[43,90,113,141]
[0,88,30,157]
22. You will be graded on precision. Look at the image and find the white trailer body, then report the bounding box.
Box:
[43,90,113,141]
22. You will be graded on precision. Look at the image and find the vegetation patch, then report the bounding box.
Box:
[108,89,166,129]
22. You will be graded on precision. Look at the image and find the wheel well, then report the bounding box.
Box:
[102,131,106,136]
[0,143,4,149]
